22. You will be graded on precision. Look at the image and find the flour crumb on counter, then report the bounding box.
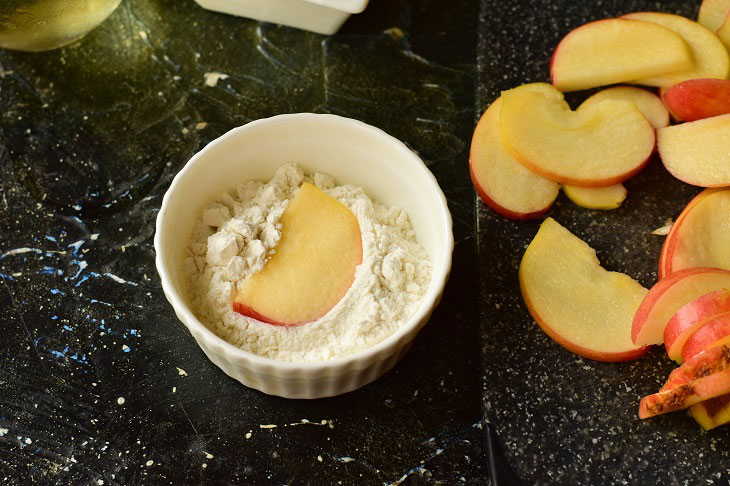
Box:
[183,163,432,362]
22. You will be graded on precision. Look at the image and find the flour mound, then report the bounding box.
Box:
[183,163,432,362]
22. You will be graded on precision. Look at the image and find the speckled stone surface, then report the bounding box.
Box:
[0,0,487,484]
[477,1,730,484]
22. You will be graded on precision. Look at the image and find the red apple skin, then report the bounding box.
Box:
[661,342,730,391]
[631,268,730,343]
[663,79,730,122]
[658,188,722,279]
[682,319,730,363]
[639,366,730,419]
[520,285,649,362]
[663,289,730,360]
[468,161,553,221]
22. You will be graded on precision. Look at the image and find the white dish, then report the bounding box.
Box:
[154,113,453,398]
[194,0,369,35]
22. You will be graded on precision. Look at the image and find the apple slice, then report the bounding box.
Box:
[662,341,730,391]
[579,86,670,129]
[662,79,730,122]
[562,184,627,210]
[519,217,648,362]
[550,18,692,92]
[663,289,730,363]
[717,15,730,49]
[682,319,730,363]
[470,91,559,220]
[233,182,362,326]
[658,114,730,187]
[659,189,730,277]
[698,0,730,31]
[690,393,730,430]
[631,267,730,346]
[622,12,730,87]
[639,367,730,419]
[499,83,655,187]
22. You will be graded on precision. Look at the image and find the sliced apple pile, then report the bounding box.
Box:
[682,316,730,363]
[663,289,730,363]
[233,182,362,326]
[658,114,730,187]
[519,218,648,362]
[698,0,730,49]
[662,79,730,122]
[659,188,730,277]
[579,86,670,129]
[469,88,559,220]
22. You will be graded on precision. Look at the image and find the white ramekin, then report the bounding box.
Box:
[154,113,453,399]
[194,0,369,35]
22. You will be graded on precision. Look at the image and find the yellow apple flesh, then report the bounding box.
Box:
[233,182,362,326]
[519,218,648,362]
[499,84,655,187]
[563,184,628,210]
[579,86,670,129]
[550,18,692,92]
[470,89,560,220]
[623,12,730,87]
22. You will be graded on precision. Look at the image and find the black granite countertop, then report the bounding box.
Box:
[1,0,729,484]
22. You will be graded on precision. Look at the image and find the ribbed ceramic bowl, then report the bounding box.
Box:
[154,113,453,398]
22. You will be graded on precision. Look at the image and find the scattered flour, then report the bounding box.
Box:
[183,163,432,362]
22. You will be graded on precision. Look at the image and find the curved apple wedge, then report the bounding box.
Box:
[233,182,362,326]
[659,188,730,277]
[499,84,655,187]
[690,393,730,430]
[622,12,730,87]
[632,268,730,346]
[664,290,730,363]
[639,366,730,419]
[470,92,559,220]
[658,115,730,187]
[579,86,669,129]
[663,79,730,122]
[550,18,692,92]
[641,343,730,418]
[682,318,730,363]
[519,218,648,362]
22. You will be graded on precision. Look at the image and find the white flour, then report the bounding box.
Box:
[182,163,432,362]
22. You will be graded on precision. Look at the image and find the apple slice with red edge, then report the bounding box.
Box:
[550,18,692,92]
[499,83,655,187]
[682,318,730,363]
[469,89,559,220]
[662,79,730,122]
[663,289,730,363]
[519,218,648,362]
[658,188,720,279]
[233,182,362,326]
[698,0,730,31]
[631,267,730,346]
[639,362,730,419]
[658,114,730,188]
[658,189,730,278]
[622,12,730,87]
[579,86,670,129]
